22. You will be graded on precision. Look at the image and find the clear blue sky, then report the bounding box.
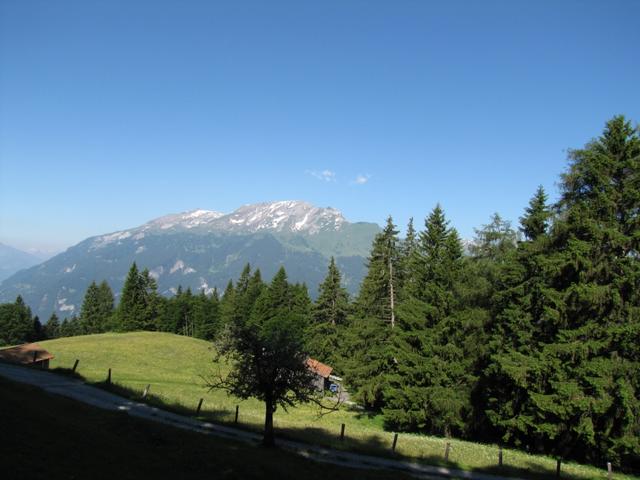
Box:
[1,1,639,253]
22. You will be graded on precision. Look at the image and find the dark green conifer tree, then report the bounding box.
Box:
[520,185,551,241]
[398,217,418,293]
[483,116,640,465]
[45,312,60,339]
[115,263,161,331]
[306,257,350,368]
[344,216,401,409]
[0,296,34,346]
[193,289,221,340]
[385,205,476,437]
[79,281,114,333]
[219,280,236,327]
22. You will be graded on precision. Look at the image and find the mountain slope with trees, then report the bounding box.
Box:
[1,116,638,472]
[0,201,379,319]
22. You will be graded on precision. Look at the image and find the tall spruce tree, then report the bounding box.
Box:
[306,257,350,368]
[313,257,349,327]
[115,263,161,331]
[520,185,551,241]
[193,289,221,340]
[385,205,477,437]
[345,216,401,409]
[79,280,114,333]
[398,217,418,292]
[354,216,400,326]
[45,312,60,339]
[219,280,237,327]
[483,116,640,465]
[0,296,34,346]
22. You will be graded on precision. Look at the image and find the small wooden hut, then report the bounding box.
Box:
[0,343,54,369]
[306,358,333,391]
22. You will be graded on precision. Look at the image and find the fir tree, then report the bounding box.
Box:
[115,263,161,331]
[469,213,518,261]
[313,257,349,326]
[45,312,60,339]
[398,217,418,293]
[519,185,551,241]
[483,116,640,465]
[385,205,476,437]
[345,216,401,409]
[219,280,236,327]
[0,296,34,346]
[355,216,400,327]
[79,281,113,333]
[306,257,350,368]
[193,289,221,340]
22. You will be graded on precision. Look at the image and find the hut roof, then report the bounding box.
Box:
[0,343,54,365]
[306,358,333,378]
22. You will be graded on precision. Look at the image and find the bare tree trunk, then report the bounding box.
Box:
[263,396,275,447]
[331,298,336,326]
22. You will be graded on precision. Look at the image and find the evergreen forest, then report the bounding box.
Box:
[1,116,638,469]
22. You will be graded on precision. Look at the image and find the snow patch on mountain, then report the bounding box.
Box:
[57,298,75,312]
[91,231,133,250]
[222,200,346,234]
[146,209,225,231]
[86,202,348,250]
[170,260,185,274]
[199,278,215,295]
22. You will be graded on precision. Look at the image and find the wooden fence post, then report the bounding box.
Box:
[106,368,111,384]
[607,462,612,480]
[142,384,150,399]
[444,442,451,461]
[499,445,503,467]
[72,359,79,372]
[556,459,562,478]
[340,423,345,441]
[391,433,399,453]
[196,398,204,415]
[234,405,239,424]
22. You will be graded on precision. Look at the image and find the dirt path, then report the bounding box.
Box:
[0,362,524,480]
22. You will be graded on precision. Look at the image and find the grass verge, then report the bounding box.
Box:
[41,332,638,480]
[0,375,410,480]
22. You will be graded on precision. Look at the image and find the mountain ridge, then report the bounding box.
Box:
[0,201,380,319]
[0,243,44,282]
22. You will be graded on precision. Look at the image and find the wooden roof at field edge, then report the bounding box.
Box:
[0,343,54,364]
[306,358,333,378]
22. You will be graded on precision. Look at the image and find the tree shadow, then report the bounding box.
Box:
[48,368,628,480]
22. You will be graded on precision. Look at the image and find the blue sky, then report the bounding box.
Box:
[1,1,639,253]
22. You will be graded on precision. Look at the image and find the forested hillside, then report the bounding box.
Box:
[2,116,638,471]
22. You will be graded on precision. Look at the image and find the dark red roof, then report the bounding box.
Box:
[0,343,54,365]
[306,358,333,378]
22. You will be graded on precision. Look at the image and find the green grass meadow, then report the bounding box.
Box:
[40,332,636,480]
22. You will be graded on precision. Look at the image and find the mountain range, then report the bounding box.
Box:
[0,201,380,320]
[0,243,46,283]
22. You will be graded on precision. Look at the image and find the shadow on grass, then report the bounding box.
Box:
[48,367,625,480]
[50,366,84,380]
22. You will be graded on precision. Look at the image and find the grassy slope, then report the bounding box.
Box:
[41,332,635,480]
[0,375,406,480]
